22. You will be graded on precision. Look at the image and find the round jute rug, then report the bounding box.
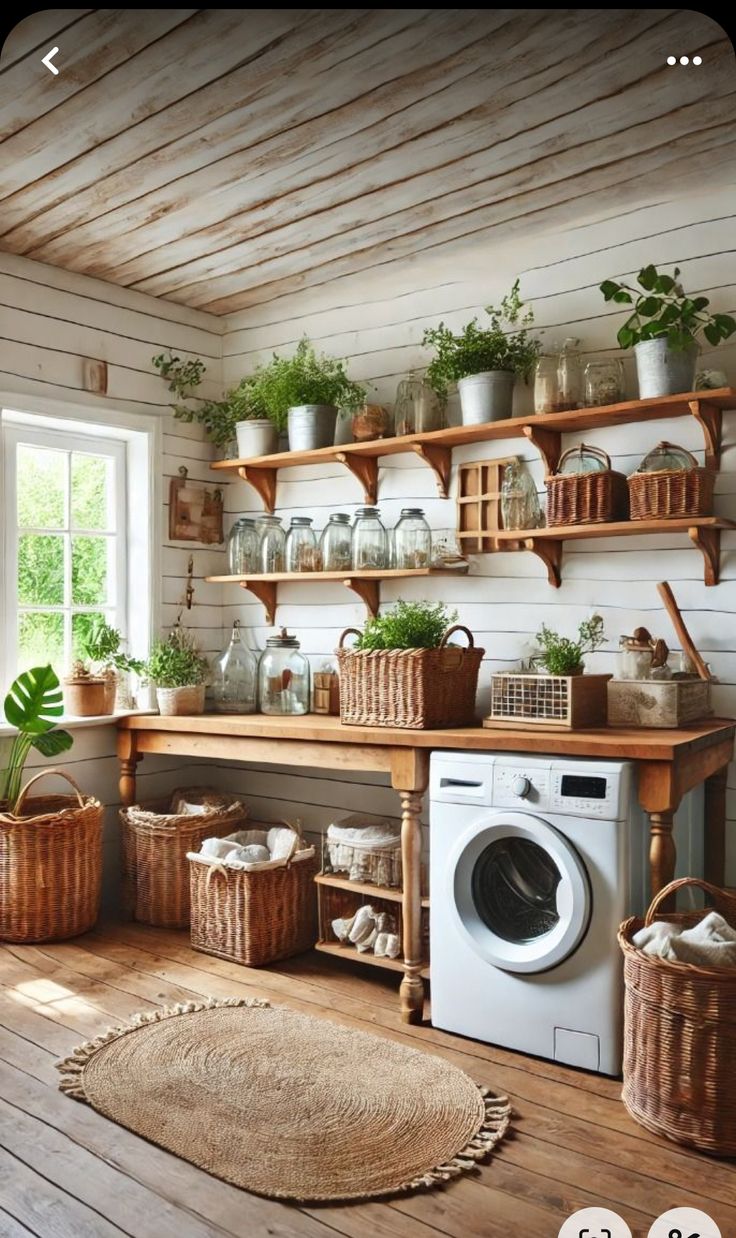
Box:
[57,996,510,1202]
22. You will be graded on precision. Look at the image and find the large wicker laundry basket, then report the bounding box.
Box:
[0,770,103,943]
[121,789,247,928]
[618,877,736,1156]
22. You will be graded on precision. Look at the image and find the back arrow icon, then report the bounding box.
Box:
[42,47,60,75]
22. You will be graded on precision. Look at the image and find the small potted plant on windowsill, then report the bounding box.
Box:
[599,266,736,399]
[81,619,144,713]
[63,659,109,717]
[488,615,610,730]
[252,337,367,452]
[145,626,209,717]
[422,280,541,424]
[152,353,285,458]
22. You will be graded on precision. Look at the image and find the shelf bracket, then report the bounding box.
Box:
[689,400,722,470]
[524,536,562,588]
[237,466,277,514]
[523,425,561,475]
[239,580,277,624]
[336,452,378,504]
[344,577,380,616]
[688,525,720,587]
[411,442,452,497]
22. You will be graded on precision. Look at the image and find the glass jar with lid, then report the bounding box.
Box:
[227,517,259,575]
[393,372,443,435]
[257,515,285,573]
[320,513,353,571]
[557,337,582,411]
[557,443,609,475]
[285,516,319,572]
[635,441,697,473]
[258,628,310,715]
[210,620,258,713]
[393,508,432,568]
[533,345,561,414]
[584,359,624,407]
[501,459,543,530]
[352,507,388,569]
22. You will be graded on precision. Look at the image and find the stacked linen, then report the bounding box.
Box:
[633,911,736,967]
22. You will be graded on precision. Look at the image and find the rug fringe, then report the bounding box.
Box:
[400,1088,511,1192]
[56,995,270,1101]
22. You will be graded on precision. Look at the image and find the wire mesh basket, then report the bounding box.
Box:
[486,673,610,731]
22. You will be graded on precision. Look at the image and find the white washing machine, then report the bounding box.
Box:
[430,751,702,1075]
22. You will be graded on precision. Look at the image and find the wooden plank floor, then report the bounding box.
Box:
[0,923,732,1238]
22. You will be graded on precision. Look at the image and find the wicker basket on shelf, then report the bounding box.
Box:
[337,625,484,729]
[121,788,247,928]
[546,444,629,526]
[0,770,103,943]
[618,877,736,1156]
[628,441,715,520]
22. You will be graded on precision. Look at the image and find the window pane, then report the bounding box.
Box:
[18,533,65,605]
[72,611,107,662]
[17,445,66,529]
[18,612,65,672]
[72,535,109,605]
[72,453,112,531]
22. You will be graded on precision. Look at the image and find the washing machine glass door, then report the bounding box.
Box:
[450,812,591,974]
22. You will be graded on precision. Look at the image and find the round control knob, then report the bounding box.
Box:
[512,776,531,798]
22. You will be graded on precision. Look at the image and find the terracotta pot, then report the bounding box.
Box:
[351,404,391,442]
[63,677,109,717]
[156,684,206,716]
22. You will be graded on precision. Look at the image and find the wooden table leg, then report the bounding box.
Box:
[117,731,141,807]
[649,811,676,897]
[704,763,728,886]
[391,749,430,1026]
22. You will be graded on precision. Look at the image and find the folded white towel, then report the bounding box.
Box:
[229,844,271,865]
[199,837,239,860]
[633,911,736,968]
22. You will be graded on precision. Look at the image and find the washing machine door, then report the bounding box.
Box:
[449,811,591,974]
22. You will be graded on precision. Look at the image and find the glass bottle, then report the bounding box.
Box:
[285,516,319,572]
[583,359,625,407]
[394,372,443,435]
[393,508,432,569]
[557,337,582,411]
[352,507,388,569]
[227,517,259,575]
[257,515,285,573]
[210,620,258,713]
[320,513,353,571]
[533,346,560,414]
[501,459,543,531]
[258,628,310,715]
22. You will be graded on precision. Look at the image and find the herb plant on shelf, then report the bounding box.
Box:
[152,352,282,458]
[533,614,606,676]
[251,337,367,452]
[354,601,459,651]
[145,626,209,718]
[0,666,73,811]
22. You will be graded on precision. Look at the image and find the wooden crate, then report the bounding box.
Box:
[456,457,517,551]
[485,672,611,730]
[607,678,712,728]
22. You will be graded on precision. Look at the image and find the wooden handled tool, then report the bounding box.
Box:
[656,581,711,681]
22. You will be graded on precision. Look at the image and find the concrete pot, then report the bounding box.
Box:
[235,419,278,459]
[458,371,515,424]
[287,404,338,451]
[156,685,206,716]
[634,338,698,399]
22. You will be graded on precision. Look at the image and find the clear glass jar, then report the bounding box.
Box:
[533,347,561,414]
[320,513,353,572]
[393,508,432,568]
[636,441,697,473]
[210,619,258,713]
[352,507,388,569]
[257,515,285,573]
[394,372,443,435]
[557,337,582,411]
[584,359,624,407]
[285,516,319,572]
[258,628,310,715]
[501,459,543,530]
[227,517,259,575]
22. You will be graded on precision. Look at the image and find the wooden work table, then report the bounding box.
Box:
[117,713,735,1023]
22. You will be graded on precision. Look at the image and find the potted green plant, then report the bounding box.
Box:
[489,616,609,729]
[423,280,540,424]
[81,619,144,713]
[252,337,366,451]
[599,266,736,399]
[533,614,606,675]
[62,658,108,717]
[145,626,209,717]
[0,666,73,811]
[152,353,284,458]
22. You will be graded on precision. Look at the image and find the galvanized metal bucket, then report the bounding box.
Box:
[287,404,338,450]
[634,338,698,399]
[458,371,515,423]
[235,419,278,459]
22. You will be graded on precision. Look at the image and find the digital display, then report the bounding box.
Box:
[560,775,608,800]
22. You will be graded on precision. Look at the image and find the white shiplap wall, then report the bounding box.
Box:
[221,186,736,879]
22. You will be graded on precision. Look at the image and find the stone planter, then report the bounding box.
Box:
[156,685,206,717]
[634,337,698,399]
[458,371,515,424]
[236,419,278,459]
[287,404,338,451]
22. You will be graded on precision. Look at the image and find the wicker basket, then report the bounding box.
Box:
[337,625,484,729]
[188,825,317,966]
[121,789,247,928]
[546,445,629,526]
[619,877,736,1156]
[0,770,103,943]
[486,672,610,730]
[628,442,715,520]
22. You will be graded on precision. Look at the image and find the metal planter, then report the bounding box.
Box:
[458,371,515,424]
[634,338,698,399]
[287,404,338,451]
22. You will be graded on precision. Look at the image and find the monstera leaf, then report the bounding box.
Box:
[4,665,64,735]
[32,730,74,757]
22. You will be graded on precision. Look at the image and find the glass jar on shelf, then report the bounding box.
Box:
[557,337,582,411]
[320,512,353,572]
[584,359,625,407]
[430,529,469,572]
[227,517,259,575]
[257,515,285,573]
[393,372,443,435]
[258,628,310,715]
[352,507,388,569]
[210,620,258,713]
[533,346,561,414]
[285,516,319,572]
[393,508,432,569]
[501,458,543,531]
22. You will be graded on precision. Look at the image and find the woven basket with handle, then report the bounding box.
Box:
[628,442,715,519]
[618,877,736,1156]
[0,770,103,943]
[546,444,629,526]
[336,625,484,729]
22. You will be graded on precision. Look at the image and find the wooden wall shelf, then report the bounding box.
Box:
[210,389,735,511]
[494,516,735,587]
[206,567,457,624]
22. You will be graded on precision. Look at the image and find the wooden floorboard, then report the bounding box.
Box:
[0,922,733,1238]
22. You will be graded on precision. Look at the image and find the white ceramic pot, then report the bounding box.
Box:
[156,684,206,716]
[458,371,515,424]
[235,419,278,459]
[634,338,698,399]
[287,404,338,451]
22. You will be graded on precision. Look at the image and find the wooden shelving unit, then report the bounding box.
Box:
[206,567,458,623]
[314,939,430,977]
[314,872,430,908]
[314,870,429,978]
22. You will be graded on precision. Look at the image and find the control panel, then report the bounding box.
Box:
[550,769,621,818]
[493,762,550,807]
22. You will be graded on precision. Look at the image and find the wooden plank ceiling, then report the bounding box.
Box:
[1,8,734,315]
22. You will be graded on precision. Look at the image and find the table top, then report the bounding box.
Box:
[118,713,736,762]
